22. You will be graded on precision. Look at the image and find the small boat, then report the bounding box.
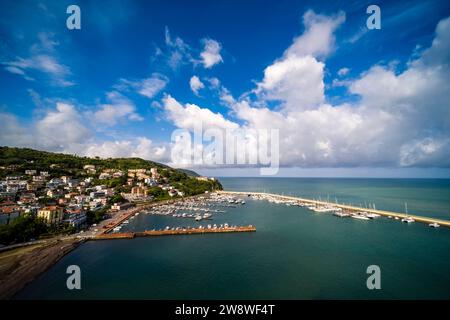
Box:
[429,222,440,228]
[351,214,370,221]
[333,211,350,218]
[195,215,202,221]
[401,202,415,223]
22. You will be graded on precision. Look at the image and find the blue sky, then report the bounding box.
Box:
[1,0,450,177]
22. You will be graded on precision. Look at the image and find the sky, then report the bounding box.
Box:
[1,0,450,177]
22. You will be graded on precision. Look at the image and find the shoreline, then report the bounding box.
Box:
[0,193,210,300]
[0,238,85,300]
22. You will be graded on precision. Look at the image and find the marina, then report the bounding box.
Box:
[14,177,450,300]
[218,191,450,229]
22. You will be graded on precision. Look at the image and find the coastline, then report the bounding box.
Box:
[0,193,210,300]
[0,238,84,300]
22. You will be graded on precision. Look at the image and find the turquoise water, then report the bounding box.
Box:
[15,178,450,299]
[220,178,450,220]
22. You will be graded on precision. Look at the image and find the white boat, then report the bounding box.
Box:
[401,203,415,223]
[312,206,337,213]
[429,222,440,228]
[333,211,350,217]
[351,214,370,221]
[195,215,202,221]
[366,213,381,219]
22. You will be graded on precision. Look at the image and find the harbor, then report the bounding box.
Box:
[14,178,450,300]
[218,191,450,229]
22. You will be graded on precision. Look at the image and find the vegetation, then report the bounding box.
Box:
[0,146,223,245]
[0,146,168,179]
[0,215,48,244]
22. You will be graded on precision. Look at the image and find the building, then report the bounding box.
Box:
[25,169,37,175]
[150,167,159,179]
[37,206,64,225]
[99,172,112,180]
[83,165,96,174]
[111,202,134,211]
[64,213,87,228]
[131,186,149,197]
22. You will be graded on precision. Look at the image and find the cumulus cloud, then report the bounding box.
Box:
[255,10,345,112]
[162,13,450,169]
[163,95,238,131]
[0,103,91,151]
[200,39,223,68]
[189,76,205,95]
[82,137,169,162]
[0,108,169,163]
[36,103,92,148]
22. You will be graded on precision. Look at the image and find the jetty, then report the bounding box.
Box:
[93,225,256,240]
[218,191,450,228]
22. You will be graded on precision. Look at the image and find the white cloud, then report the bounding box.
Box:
[284,10,345,59]
[160,12,448,169]
[337,67,350,76]
[162,26,193,70]
[0,110,169,163]
[93,91,143,126]
[35,103,92,149]
[163,95,238,131]
[2,32,74,87]
[200,39,223,68]
[115,73,169,98]
[253,10,345,112]
[189,76,205,95]
[82,137,169,162]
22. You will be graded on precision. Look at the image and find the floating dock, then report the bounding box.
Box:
[219,191,450,228]
[93,225,256,240]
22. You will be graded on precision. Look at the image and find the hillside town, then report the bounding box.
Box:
[0,152,220,245]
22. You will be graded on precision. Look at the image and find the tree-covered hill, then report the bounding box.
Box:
[0,146,222,193]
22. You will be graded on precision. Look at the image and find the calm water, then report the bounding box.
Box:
[15,178,450,299]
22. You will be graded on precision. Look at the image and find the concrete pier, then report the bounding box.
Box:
[93,225,256,240]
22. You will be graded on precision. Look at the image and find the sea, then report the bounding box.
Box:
[14,178,450,299]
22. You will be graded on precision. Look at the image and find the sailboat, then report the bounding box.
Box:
[401,202,415,223]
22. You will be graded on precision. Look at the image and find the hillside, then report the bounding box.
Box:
[0,146,222,195]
